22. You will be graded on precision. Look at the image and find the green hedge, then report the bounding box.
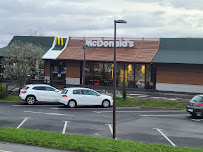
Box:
[0,84,7,99]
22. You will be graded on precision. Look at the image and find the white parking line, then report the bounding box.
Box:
[105,124,117,140]
[128,94,144,96]
[17,117,29,129]
[51,107,141,110]
[153,128,176,146]
[94,110,185,113]
[0,150,13,152]
[13,105,60,107]
[24,111,74,116]
[140,114,188,117]
[191,119,203,122]
[62,121,70,134]
[137,95,149,98]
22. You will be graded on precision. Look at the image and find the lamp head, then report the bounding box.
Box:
[115,20,127,23]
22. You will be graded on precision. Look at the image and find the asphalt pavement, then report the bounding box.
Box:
[0,141,72,152]
[0,102,203,149]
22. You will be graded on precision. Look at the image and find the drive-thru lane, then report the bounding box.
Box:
[0,102,203,149]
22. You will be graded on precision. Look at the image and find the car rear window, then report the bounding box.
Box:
[61,89,68,94]
[191,95,203,102]
[22,86,29,90]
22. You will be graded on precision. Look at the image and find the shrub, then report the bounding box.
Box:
[0,84,7,99]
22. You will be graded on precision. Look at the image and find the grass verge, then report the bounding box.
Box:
[117,97,187,109]
[0,127,202,152]
[0,96,21,102]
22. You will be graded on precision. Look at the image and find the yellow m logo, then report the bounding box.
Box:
[55,37,63,45]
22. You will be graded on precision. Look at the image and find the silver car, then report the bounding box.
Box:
[187,95,203,116]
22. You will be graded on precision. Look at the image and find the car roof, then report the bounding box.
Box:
[196,94,203,97]
[64,87,93,90]
[25,84,52,87]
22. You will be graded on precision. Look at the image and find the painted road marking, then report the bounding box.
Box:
[0,150,13,152]
[94,110,185,113]
[105,124,117,140]
[191,119,203,122]
[51,107,141,110]
[17,117,29,129]
[153,128,176,146]
[140,114,188,117]
[137,95,149,98]
[62,121,70,134]
[13,105,60,107]
[24,111,74,116]
[128,94,144,96]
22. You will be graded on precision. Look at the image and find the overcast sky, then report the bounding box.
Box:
[1,0,203,47]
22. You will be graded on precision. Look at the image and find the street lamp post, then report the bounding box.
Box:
[113,19,127,139]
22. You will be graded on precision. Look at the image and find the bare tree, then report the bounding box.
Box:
[3,41,44,88]
[26,26,44,36]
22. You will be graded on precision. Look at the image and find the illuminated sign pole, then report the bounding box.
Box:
[113,20,127,139]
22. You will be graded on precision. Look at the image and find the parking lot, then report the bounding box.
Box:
[0,102,203,149]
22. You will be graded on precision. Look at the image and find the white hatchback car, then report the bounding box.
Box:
[19,84,61,104]
[58,88,113,108]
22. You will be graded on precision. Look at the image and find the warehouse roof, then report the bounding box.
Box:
[152,38,203,64]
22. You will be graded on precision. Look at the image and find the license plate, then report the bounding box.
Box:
[188,109,193,112]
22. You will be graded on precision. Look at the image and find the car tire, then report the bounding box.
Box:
[26,96,36,105]
[102,100,110,108]
[68,100,76,108]
[190,112,197,117]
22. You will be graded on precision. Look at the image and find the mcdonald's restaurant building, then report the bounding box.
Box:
[42,37,159,90]
[1,36,203,93]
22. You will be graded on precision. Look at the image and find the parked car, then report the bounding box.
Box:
[19,84,61,104]
[136,80,145,88]
[58,87,113,108]
[187,95,203,116]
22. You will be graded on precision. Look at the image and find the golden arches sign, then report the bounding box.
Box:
[55,37,63,45]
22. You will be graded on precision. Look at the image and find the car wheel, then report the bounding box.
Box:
[68,100,76,108]
[102,100,110,108]
[190,112,197,117]
[26,96,36,105]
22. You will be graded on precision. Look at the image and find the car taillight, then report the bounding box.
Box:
[62,95,67,97]
[196,103,203,107]
[22,91,27,93]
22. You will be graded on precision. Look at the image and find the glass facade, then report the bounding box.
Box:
[84,61,154,89]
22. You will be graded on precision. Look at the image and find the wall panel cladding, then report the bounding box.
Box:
[66,60,80,78]
[44,60,50,76]
[157,64,203,85]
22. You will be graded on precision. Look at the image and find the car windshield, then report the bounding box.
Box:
[191,95,203,102]
[61,89,68,94]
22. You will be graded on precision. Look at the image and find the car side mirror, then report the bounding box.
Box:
[97,93,101,96]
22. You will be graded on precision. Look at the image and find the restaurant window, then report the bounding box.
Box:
[135,64,145,88]
[126,63,134,88]
[117,63,124,87]
[93,62,103,86]
[104,63,113,86]
[85,62,93,85]
[145,64,151,89]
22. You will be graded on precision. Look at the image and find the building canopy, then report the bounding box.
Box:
[152,38,203,64]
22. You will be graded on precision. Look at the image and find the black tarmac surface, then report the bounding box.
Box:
[0,102,203,149]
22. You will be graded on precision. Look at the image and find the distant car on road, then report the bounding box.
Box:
[19,84,61,104]
[58,87,113,108]
[187,95,203,116]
